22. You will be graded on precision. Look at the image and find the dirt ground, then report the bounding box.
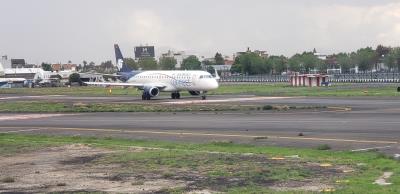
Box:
[0,144,187,193]
[0,144,349,193]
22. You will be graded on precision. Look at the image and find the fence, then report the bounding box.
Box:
[221,75,289,82]
[329,73,400,83]
[221,73,400,83]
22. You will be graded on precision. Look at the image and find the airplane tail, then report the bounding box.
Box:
[114,44,133,72]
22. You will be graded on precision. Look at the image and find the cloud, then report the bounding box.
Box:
[1,0,400,63]
[282,2,400,55]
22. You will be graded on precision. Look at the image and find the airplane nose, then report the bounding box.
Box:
[211,79,219,89]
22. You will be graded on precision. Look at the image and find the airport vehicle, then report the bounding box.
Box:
[85,44,219,100]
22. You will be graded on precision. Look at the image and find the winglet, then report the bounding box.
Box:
[214,68,220,80]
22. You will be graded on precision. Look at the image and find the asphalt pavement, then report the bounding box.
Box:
[0,94,400,157]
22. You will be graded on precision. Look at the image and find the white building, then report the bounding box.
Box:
[161,50,188,69]
[4,68,54,79]
[1,55,11,68]
[312,48,327,60]
[314,52,327,60]
[0,62,4,76]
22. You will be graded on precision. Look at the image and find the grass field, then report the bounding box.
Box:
[209,83,400,97]
[0,83,399,97]
[0,101,245,112]
[0,101,325,113]
[0,133,399,193]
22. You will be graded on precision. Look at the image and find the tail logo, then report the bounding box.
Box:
[117,59,124,70]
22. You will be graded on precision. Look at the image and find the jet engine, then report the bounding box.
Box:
[144,86,160,97]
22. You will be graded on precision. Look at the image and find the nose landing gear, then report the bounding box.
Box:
[201,91,208,100]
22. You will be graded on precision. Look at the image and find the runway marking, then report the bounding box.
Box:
[0,95,67,100]
[0,114,73,121]
[351,146,392,152]
[1,129,41,133]
[27,127,399,145]
[0,96,21,100]
[162,96,295,104]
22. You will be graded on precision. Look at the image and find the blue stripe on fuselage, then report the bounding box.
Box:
[117,71,141,82]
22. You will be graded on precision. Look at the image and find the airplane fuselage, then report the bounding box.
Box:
[127,70,219,92]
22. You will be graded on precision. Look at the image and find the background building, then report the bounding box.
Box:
[1,56,35,68]
[313,48,327,60]
[52,63,77,72]
[235,47,268,58]
[0,62,4,76]
[11,59,27,68]
[1,56,11,68]
[134,46,155,60]
[161,50,188,69]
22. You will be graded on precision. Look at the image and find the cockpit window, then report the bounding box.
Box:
[200,75,213,79]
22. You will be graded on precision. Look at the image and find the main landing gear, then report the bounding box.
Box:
[142,92,151,100]
[171,91,207,100]
[171,92,181,99]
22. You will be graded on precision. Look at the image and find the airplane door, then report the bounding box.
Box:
[191,74,197,87]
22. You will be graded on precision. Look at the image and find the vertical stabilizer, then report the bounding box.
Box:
[114,44,133,72]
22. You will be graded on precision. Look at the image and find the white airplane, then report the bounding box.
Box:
[85,44,219,100]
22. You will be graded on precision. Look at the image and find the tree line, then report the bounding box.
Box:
[122,54,222,71]
[44,53,220,73]
[231,45,400,75]
[41,45,400,75]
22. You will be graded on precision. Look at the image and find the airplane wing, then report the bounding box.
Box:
[84,82,166,89]
[81,72,122,77]
[0,78,26,82]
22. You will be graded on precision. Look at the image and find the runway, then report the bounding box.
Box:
[1,93,400,109]
[1,94,400,157]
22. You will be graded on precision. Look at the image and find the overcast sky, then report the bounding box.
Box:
[1,0,400,64]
